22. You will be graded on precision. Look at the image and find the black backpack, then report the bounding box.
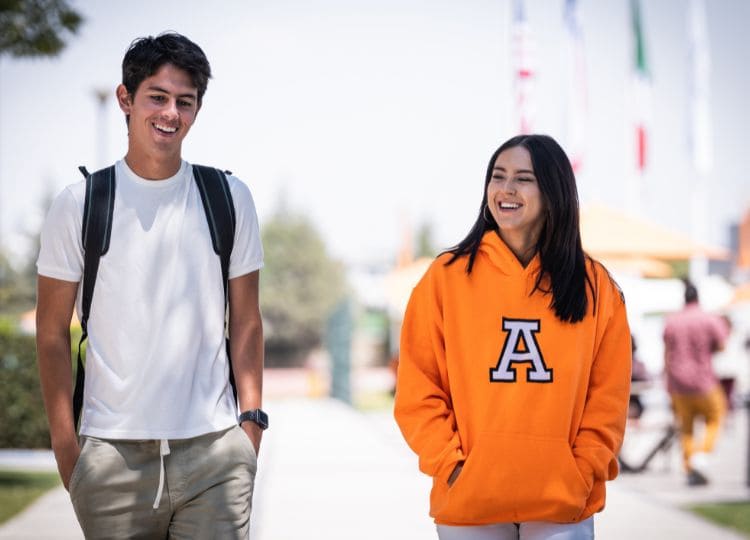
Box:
[73,164,237,429]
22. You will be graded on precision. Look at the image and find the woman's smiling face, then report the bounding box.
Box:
[486,145,546,249]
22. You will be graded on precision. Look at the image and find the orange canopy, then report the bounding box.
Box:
[596,256,674,278]
[580,204,729,261]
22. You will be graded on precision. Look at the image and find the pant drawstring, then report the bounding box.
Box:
[153,439,170,510]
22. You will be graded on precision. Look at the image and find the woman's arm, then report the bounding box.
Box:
[572,287,632,488]
[393,273,465,483]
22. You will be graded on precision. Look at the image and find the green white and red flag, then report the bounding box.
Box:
[631,0,651,174]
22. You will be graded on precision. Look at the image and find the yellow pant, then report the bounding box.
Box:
[670,385,726,472]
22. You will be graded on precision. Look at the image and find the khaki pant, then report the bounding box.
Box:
[670,385,726,472]
[69,425,256,539]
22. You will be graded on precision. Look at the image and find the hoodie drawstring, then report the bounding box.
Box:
[152,439,170,509]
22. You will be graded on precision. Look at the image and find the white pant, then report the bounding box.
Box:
[437,517,594,540]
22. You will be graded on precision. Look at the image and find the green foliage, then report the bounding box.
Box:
[1,189,57,318]
[689,501,750,536]
[0,469,60,525]
[667,260,689,279]
[0,0,83,58]
[0,326,50,448]
[0,322,79,449]
[0,250,36,317]
[260,212,346,366]
[354,390,394,413]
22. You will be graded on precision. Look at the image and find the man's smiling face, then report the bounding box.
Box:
[117,62,199,159]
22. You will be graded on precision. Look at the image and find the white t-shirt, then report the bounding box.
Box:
[37,159,264,439]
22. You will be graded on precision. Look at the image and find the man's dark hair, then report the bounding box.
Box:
[444,134,593,323]
[684,279,699,304]
[122,32,211,104]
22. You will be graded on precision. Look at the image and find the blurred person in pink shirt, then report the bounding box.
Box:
[663,279,730,486]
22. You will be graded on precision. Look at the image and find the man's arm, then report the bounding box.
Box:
[36,275,80,490]
[228,270,264,454]
[711,315,731,353]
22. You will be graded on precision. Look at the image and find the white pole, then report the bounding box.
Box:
[687,0,712,281]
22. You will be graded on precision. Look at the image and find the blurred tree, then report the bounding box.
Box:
[0,1,84,281]
[415,221,437,258]
[260,211,346,367]
[0,188,55,317]
[0,324,50,447]
[0,249,34,316]
[0,0,83,58]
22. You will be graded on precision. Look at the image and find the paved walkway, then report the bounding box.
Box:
[1,397,748,539]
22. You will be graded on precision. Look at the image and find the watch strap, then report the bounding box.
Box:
[238,408,269,430]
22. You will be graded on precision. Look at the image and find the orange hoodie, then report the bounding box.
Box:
[394,231,631,525]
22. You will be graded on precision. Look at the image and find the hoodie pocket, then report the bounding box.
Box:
[438,432,590,524]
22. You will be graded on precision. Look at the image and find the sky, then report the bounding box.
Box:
[1,0,749,268]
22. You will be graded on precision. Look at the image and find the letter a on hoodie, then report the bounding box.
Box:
[490,318,553,382]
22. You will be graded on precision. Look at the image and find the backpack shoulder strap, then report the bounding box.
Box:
[73,165,116,429]
[192,164,238,403]
[192,165,236,300]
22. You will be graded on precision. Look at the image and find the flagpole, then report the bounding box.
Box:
[687,0,711,281]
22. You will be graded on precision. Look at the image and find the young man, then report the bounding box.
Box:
[663,280,729,486]
[36,33,266,538]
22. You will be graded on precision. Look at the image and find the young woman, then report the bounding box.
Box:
[394,134,631,540]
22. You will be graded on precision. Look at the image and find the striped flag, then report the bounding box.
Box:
[512,0,535,134]
[563,0,587,173]
[627,0,652,214]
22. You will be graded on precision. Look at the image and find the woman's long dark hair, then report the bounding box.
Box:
[445,134,594,323]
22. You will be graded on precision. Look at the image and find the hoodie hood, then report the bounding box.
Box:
[477,230,541,277]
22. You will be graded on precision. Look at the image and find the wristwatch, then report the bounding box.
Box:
[238,409,269,430]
